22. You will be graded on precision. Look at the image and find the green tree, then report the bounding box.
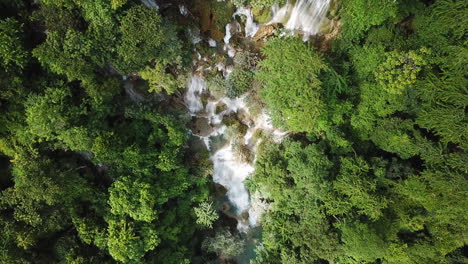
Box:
[140,63,182,94]
[107,218,159,263]
[226,69,254,98]
[340,0,399,41]
[328,157,389,220]
[375,48,430,95]
[33,30,95,82]
[193,200,218,228]
[109,176,157,222]
[0,18,28,71]
[257,37,326,133]
[202,229,244,258]
[116,5,182,73]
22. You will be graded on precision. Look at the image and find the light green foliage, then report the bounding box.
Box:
[194,201,218,228]
[340,0,398,41]
[202,229,245,257]
[116,5,182,73]
[0,18,28,71]
[111,0,127,9]
[207,74,227,97]
[107,218,159,263]
[257,37,326,133]
[247,0,286,8]
[25,86,74,141]
[140,63,182,94]
[375,48,430,94]
[109,177,157,222]
[233,50,258,71]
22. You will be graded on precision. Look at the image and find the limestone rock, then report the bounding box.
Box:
[191,117,214,137]
[253,23,280,41]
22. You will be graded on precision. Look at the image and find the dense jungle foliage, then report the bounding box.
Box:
[0,0,466,263]
[250,0,468,263]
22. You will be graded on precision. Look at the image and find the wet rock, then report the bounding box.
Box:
[237,108,253,127]
[241,211,249,221]
[188,134,208,153]
[253,23,280,41]
[216,183,228,196]
[216,102,227,114]
[191,117,214,137]
[317,19,341,52]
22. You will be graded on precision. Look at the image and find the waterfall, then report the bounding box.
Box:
[185,76,206,114]
[124,80,144,102]
[211,144,254,231]
[140,0,159,10]
[184,75,285,232]
[183,3,294,235]
[269,0,330,39]
[233,7,260,38]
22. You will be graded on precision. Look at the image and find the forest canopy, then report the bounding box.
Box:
[0,0,466,263]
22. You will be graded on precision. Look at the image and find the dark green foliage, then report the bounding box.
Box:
[0,1,207,263]
[0,18,28,71]
[226,69,254,98]
[202,229,245,258]
[251,0,468,263]
[116,5,182,73]
[1,0,467,263]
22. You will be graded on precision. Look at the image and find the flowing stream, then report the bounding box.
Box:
[185,75,284,231]
[182,0,330,261]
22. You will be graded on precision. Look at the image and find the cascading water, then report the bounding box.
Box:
[185,76,206,114]
[233,7,260,38]
[269,0,331,39]
[185,74,285,232]
[182,2,328,261]
[140,0,159,10]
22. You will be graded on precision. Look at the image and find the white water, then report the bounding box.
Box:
[182,5,296,232]
[269,0,330,39]
[211,144,254,231]
[208,38,217,47]
[185,74,286,231]
[183,2,331,233]
[185,76,206,114]
[140,0,159,10]
[179,5,188,16]
[233,7,260,38]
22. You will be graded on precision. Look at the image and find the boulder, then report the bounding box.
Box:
[253,23,280,41]
[191,117,214,137]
